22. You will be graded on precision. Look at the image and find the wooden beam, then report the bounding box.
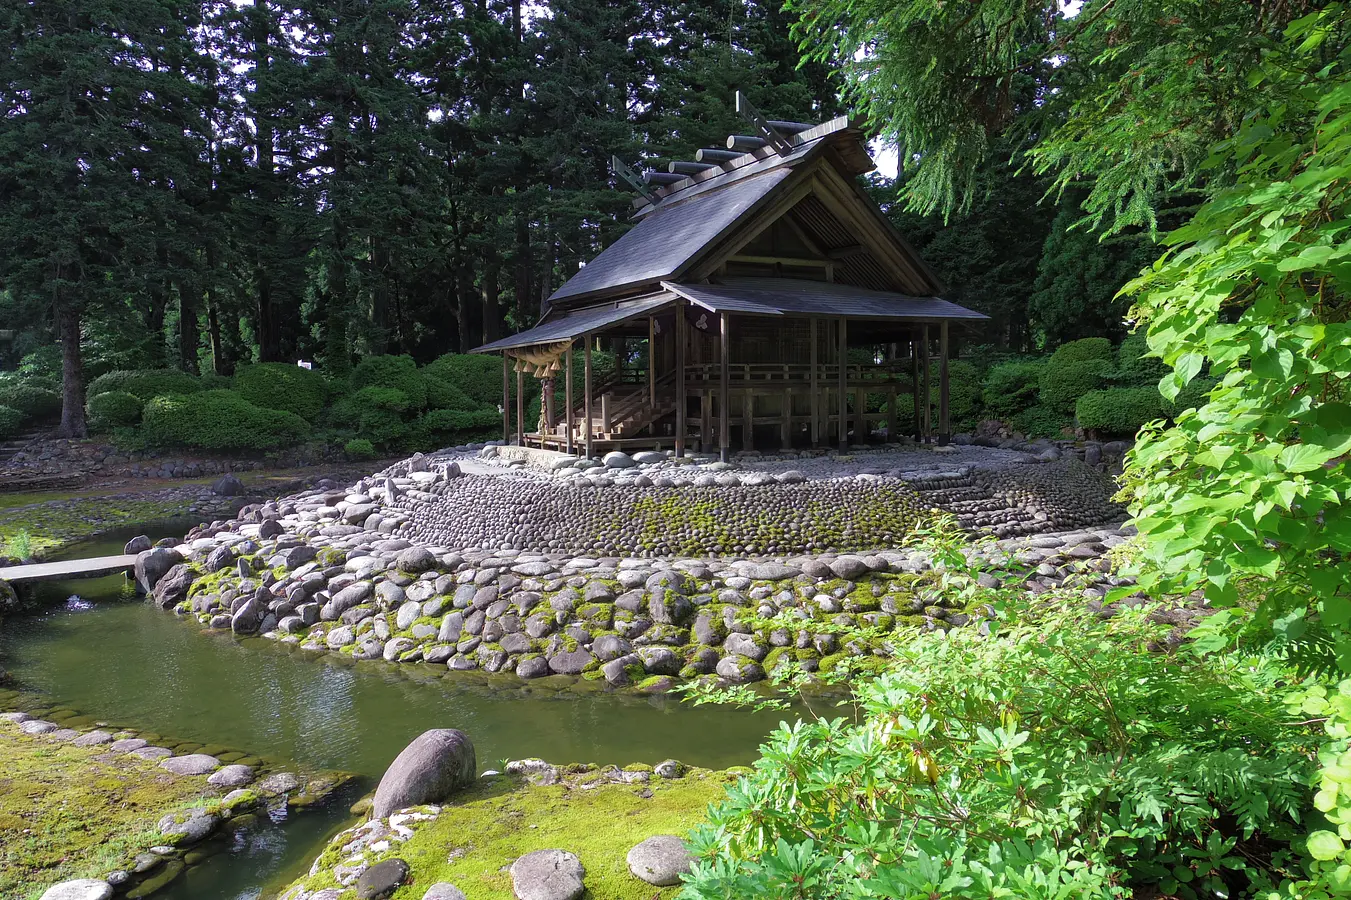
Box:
[501,353,510,443]
[643,171,685,186]
[669,161,716,175]
[767,119,815,134]
[675,302,686,457]
[720,312,731,462]
[735,91,794,155]
[837,318,848,448]
[727,134,767,151]
[939,321,951,443]
[516,368,525,447]
[584,335,594,459]
[695,148,741,163]
[565,345,574,455]
[727,254,832,269]
[809,318,819,447]
[826,243,865,260]
[781,387,792,450]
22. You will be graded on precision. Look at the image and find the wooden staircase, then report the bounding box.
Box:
[555,373,677,443]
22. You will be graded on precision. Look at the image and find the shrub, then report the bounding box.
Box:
[86,391,144,431]
[350,355,426,410]
[981,359,1044,418]
[423,353,503,407]
[684,601,1319,900]
[1046,336,1114,368]
[1117,331,1167,386]
[344,438,377,459]
[141,390,309,451]
[424,374,483,412]
[415,407,501,445]
[17,346,61,380]
[87,369,203,401]
[0,384,61,421]
[1076,387,1163,435]
[931,359,982,428]
[0,405,23,439]
[1012,403,1070,438]
[352,385,411,413]
[234,363,326,423]
[1039,358,1113,412]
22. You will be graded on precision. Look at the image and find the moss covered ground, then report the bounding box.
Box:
[0,725,217,900]
[287,769,733,900]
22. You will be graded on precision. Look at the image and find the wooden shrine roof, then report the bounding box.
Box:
[662,278,989,322]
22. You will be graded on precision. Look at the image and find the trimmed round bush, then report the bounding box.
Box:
[141,389,309,451]
[423,353,503,407]
[352,385,411,412]
[1117,332,1167,386]
[981,359,1044,418]
[1012,404,1071,439]
[1076,387,1163,435]
[350,355,426,410]
[0,405,24,439]
[1039,359,1114,413]
[1046,337,1114,369]
[0,383,60,421]
[424,375,483,412]
[344,438,377,459]
[86,391,144,431]
[87,369,203,401]
[419,407,500,438]
[234,363,326,423]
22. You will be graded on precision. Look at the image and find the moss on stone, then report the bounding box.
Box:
[284,771,728,900]
[0,724,215,893]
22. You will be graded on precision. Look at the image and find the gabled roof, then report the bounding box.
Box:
[547,170,791,305]
[664,278,988,321]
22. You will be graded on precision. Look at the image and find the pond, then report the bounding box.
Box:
[0,525,792,899]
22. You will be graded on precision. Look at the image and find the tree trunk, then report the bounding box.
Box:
[178,279,200,374]
[482,245,501,345]
[57,302,86,438]
[206,291,227,375]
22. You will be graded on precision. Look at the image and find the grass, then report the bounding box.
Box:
[286,769,732,900]
[0,725,218,899]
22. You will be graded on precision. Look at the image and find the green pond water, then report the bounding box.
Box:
[0,524,792,899]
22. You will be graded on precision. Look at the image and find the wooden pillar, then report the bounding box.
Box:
[565,345,574,455]
[601,393,612,435]
[809,318,820,447]
[837,318,848,448]
[516,368,525,447]
[743,391,754,451]
[886,344,897,443]
[675,303,686,457]
[921,324,931,442]
[781,388,792,449]
[911,334,922,441]
[501,353,510,443]
[939,321,951,444]
[648,316,656,408]
[719,313,731,462]
[584,333,594,459]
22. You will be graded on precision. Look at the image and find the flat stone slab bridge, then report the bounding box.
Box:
[0,555,138,584]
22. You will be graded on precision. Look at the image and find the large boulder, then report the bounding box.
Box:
[0,578,17,615]
[135,547,183,594]
[212,474,245,496]
[38,881,113,900]
[356,858,409,900]
[371,729,476,819]
[151,564,196,609]
[510,849,585,900]
[626,835,694,886]
[123,535,153,555]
